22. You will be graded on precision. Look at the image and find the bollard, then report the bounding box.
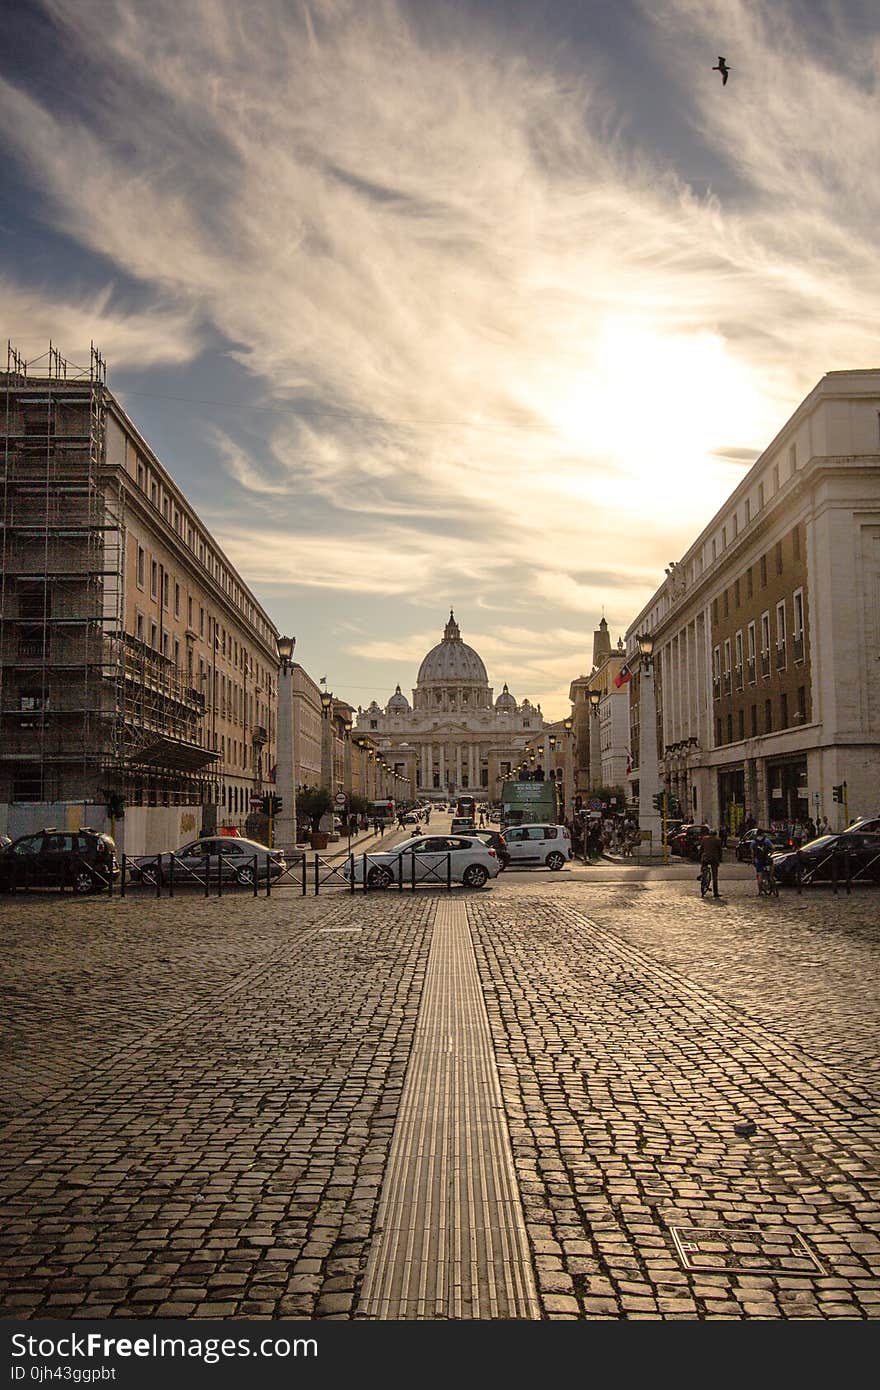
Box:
[301,851,306,896]
[398,853,404,893]
[266,853,272,897]
[315,853,320,896]
[349,853,355,894]
[253,855,259,898]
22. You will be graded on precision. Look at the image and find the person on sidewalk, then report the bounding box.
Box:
[699,826,723,897]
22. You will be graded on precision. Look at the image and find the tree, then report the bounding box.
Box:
[297,786,334,832]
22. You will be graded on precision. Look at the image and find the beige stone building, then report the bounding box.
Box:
[625,368,880,831]
[0,347,278,852]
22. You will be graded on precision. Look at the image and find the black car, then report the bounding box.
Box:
[0,827,119,894]
[771,833,880,886]
[461,827,510,869]
[735,829,791,862]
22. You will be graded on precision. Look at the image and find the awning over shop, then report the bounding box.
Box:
[128,736,220,772]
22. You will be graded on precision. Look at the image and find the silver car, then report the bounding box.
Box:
[132,836,286,887]
[343,834,500,889]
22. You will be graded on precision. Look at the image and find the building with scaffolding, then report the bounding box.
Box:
[1,344,279,852]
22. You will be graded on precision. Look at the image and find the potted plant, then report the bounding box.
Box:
[297,786,334,849]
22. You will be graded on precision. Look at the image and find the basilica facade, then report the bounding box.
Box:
[353,612,547,801]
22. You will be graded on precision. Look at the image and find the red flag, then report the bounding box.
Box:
[614,660,634,689]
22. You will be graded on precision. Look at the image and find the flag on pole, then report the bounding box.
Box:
[614,660,634,690]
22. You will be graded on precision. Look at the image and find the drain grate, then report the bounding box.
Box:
[670,1225,825,1277]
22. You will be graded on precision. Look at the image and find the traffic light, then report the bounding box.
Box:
[103,789,125,819]
[652,792,666,812]
[261,794,282,815]
[832,782,846,804]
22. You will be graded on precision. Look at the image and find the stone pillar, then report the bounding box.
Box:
[637,662,662,853]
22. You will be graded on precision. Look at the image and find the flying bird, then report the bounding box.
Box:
[713,56,730,85]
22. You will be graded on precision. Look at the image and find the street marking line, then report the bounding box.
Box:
[358,899,539,1319]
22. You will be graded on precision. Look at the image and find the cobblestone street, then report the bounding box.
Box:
[1,873,878,1320]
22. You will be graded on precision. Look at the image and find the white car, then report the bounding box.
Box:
[503,823,571,870]
[344,833,500,889]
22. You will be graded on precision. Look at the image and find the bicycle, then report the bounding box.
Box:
[699,862,712,897]
[757,862,779,897]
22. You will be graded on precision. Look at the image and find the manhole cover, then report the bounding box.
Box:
[670,1225,825,1276]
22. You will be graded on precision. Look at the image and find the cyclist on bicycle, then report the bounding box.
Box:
[699,827,722,898]
[752,829,777,895]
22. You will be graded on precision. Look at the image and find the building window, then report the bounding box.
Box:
[760,554,767,587]
[738,708,745,740]
[747,566,753,599]
[137,462,145,490]
[780,691,789,728]
[734,577,740,608]
[150,481,158,508]
[758,482,764,509]
[174,639,180,667]
[712,645,721,700]
[726,713,733,743]
[775,540,783,575]
[162,632,169,659]
[773,463,779,493]
[715,717,722,746]
[712,538,717,562]
[723,589,729,617]
[199,607,205,637]
[764,699,772,733]
[723,639,732,696]
[162,573,169,609]
[793,589,805,661]
[188,595,193,627]
[747,621,756,684]
[712,598,719,624]
[151,560,158,598]
[137,545,145,589]
[722,526,727,549]
[732,512,738,538]
[174,583,180,617]
[151,621,158,649]
[797,686,807,722]
[776,600,786,669]
[760,612,770,677]
[735,630,744,690]
[751,704,758,736]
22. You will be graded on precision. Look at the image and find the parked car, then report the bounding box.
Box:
[770,832,880,886]
[401,811,420,824]
[843,816,880,836]
[669,823,712,861]
[343,834,500,889]
[450,816,477,835]
[0,828,119,894]
[661,819,684,847]
[462,827,510,869]
[130,836,286,887]
[735,828,791,862]
[503,823,572,870]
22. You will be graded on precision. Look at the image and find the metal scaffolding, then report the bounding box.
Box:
[1,343,218,809]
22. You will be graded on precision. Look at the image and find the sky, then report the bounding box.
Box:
[2,0,878,719]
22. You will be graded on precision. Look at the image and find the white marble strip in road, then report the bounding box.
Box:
[358,899,540,1319]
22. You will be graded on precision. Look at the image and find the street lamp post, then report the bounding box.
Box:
[635,633,661,856]
[588,689,601,791]
[275,635,298,855]
[320,689,335,835]
[563,716,573,819]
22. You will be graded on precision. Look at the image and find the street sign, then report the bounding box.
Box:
[589,798,602,810]
[249,794,263,811]
[335,792,348,806]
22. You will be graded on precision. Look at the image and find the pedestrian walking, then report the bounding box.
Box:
[719,819,729,851]
[699,826,723,898]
